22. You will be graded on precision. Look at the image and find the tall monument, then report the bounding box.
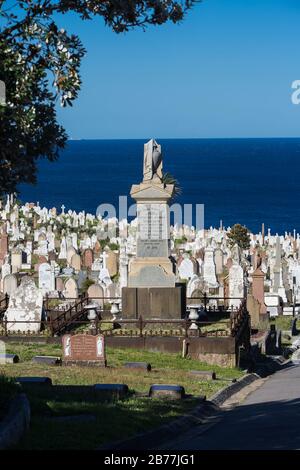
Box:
[129,139,175,287]
[122,139,185,319]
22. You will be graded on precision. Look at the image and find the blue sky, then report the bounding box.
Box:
[55,0,300,139]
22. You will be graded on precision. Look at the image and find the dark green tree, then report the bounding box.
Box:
[0,0,198,195]
[227,223,251,250]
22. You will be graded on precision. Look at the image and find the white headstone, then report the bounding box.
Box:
[5,277,43,333]
[3,274,17,296]
[38,262,55,293]
[203,248,218,288]
[228,265,244,308]
[178,258,194,280]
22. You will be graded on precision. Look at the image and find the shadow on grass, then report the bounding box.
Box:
[16,385,199,450]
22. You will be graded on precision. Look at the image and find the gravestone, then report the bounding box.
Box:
[203,248,219,288]
[1,260,11,288]
[64,278,78,299]
[70,253,81,272]
[5,276,43,333]
[83,249,93,269]
[87,283,104,307]
[178,257,194,280]
[252,267,267,315]
[62,334,106,366]
[67,247,76,265]
[214,248,224,275]
[228,264,244,308]
[106,251,118,277]
[3,274,18,296]
[38,262,55,293]
[0,229,8,265]
[11,251,22,273]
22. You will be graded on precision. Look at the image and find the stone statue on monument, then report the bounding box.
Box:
[143,139,163,182]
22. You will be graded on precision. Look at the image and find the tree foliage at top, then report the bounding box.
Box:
[227,223,251,250]
[0,0,198,195]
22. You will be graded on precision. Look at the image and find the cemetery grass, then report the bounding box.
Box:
[270,315,294,331]
[1,343,243,449]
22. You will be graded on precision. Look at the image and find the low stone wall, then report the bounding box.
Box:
[0,334,241,368]
[0,394,30,449]
[106,335,238,367]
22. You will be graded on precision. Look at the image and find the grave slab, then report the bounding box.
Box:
[188,370,217,380]
[149,384,185,399]
[0,353,19,364]
[32,356,62,366]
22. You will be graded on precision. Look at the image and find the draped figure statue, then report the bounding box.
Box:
[143,139,163,182]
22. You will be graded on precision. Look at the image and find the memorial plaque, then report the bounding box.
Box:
[137,203,169,258]
[62,334,106,367]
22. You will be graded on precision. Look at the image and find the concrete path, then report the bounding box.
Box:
[159,364,300,450]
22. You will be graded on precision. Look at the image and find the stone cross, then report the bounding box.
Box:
[61,204,65,214]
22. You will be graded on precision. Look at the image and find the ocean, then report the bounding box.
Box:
[18,138,300,234]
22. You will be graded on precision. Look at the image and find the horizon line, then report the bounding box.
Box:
[67,136,300,141]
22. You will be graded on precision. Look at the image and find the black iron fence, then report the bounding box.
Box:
[0,296,248,339]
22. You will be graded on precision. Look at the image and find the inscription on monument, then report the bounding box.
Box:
[137,203,169,258]
[62,334,106,366]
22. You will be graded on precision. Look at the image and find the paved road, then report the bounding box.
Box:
[159,364,300,450]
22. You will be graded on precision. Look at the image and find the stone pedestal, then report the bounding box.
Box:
[122,285,186,320]
[124,139,185,320]
[128,181,175,288]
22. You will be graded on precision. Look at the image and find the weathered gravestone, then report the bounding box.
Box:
[106,251,118,278]
[64,277,78,299]
[178,257,194,280]
[70,253,81,272]
[3,273,17,296]
[228,264,244,308]
[62,334,106,366]
[87,283,104,307]
[214,248,224,275]
[83,249,93,269]
[38,262,55,293]
[67,247,76,265]
[5,276,43,333]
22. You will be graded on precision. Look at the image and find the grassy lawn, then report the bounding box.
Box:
[0,341,243,449]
